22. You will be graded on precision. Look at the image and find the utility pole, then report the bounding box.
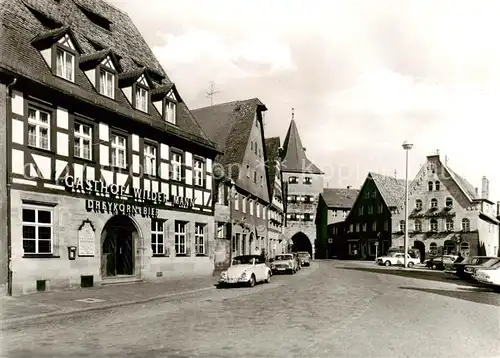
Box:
[206,81,220,106]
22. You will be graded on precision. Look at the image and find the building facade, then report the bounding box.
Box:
[392,154,499,260]
[192,99,271,268]
[0,0,219,295]
[315,187,359,259]
[265,137,286,257]
[280,118,323,258]
[342,173,406,260]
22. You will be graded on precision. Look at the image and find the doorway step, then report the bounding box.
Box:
[101,276,143,287]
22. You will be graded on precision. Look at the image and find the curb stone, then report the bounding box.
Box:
[1,286,215,327]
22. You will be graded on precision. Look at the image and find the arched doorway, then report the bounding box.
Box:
[413,241,425,263]
[101,215,138,278]
[291,232,312,256]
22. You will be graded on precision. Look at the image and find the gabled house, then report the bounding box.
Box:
[281,117,323,258]
[265,137,286,257]
[343,173,406,260]
[392,154,499,261]
[0,0,219,295]
[192,98,271,266]
[315,187,359,259]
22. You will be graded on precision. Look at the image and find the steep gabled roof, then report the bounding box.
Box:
[281,119,323,174]
[265,137,281,198]
[191,98,267,178]
[0,0,215,150]
[321,188,359,209]
[369,172,407,208]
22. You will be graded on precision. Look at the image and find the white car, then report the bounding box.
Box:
[218,255,271,288]
[473,261,500,292]
[376,253,419,268]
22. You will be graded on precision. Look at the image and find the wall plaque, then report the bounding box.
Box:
[78,219,96,257]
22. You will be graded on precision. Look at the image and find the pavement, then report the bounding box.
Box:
[2,260,500,358]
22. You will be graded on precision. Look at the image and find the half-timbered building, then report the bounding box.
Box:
[0,0,218,295]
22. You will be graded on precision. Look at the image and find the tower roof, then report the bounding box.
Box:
[281,119,323,174]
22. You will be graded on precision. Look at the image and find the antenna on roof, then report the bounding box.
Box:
[206,81,220,106]
[291,107,295,121]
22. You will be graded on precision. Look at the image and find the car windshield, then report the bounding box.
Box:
[482,258,500,267]
[232,256,254,265]
[275,255,293,261]
[297,253,309,258]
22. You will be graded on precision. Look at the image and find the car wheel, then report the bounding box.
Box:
[384,261,391,266]
[432,264,437,270]
[407,262,414,268]
[248,275,256,287]
[265,272,271,283]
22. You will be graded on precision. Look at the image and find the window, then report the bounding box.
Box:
[371,192,377,198]
[430,198,438,209]
[428,181,433,191]
[174,221,186,255]
[446,218,454,231]
[74,122,92,160]
[462,218,470,232]
[260,175,263,186]
[110,134,126,168]
[415,199,422,210]
[430,219,438,232]
[359,206,364,215]
[253,171,257,183]
[399,220,405,232]
[372,221,377,231]
[445,197,453,208]
[217,184,225,205]
[377,204,383,214]
[166,100,176,124]
[435,181,440,191]
[250,200,254,216]
[151,220,164,255]
[414,219,422,232]
[289,176,298,184]
[195,224,205,255]
[430,242,437,255]
[256,203,260,218]
[56,48,74,81]
[349,224,354,232]
[242,197,246,213]
[28,107,50,150]
[217,223,225,239]
[246,165,250,178]
[362,223,367,232]
[235,194,240,210]
[22,205,53,254]
[355,223,360,232]
[235,233,241,254]
[460,242,470,256]
[303,177,312,184]
[99,69,114,98]
[384,220,389,230]
[144,144,156,176]
[365,191,370,199]
[368,206,374,215]
[193,159,203,186]
[135,86,148,112]
[303,195,312,203]
[171,153,182,181]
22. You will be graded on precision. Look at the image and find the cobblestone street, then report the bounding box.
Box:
[2,261,500,358]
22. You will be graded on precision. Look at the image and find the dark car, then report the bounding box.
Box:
[446,256,496,279]
[426,255,456,270]
[464,257,500,280]
[296,251,311,267]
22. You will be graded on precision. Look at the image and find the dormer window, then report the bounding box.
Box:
[99,69,115,98]
[56,48,74,81]
[135,86,148,112]
[166,100,176,124]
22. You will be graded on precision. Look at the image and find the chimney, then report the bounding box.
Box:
[475,187,478,196]
[347,185,351,189]
[481,176,489,200]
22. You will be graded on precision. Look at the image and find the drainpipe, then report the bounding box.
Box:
[6,77,17,296]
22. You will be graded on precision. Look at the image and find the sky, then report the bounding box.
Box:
[110,0,500,202]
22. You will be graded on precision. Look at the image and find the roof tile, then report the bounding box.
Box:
[321,188,359,208]
[369,172,407,207]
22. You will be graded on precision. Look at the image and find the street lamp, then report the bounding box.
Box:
[402,141,413,268]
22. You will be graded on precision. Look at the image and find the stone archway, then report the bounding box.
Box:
[101,215,140,278]
[291,232,313,256]
[413,240,425,263]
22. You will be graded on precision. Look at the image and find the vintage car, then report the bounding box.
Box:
[376,253,419,267]
[270,254,299,274]
[473,261,500,292]
[447,256,498,279]
[218,255,271,288]
[296,251,311,267]
[464,257,500,280]
[425,255,456,270]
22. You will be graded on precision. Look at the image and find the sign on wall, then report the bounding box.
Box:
[78,220,96,257]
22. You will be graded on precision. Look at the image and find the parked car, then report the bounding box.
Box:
[292,253,302,270]
[473,261,500,292]
[464,257,500,280]
[376,253,419,267]
[426,255,456,270]
[270,254,299,274]
[218,255,271,288]
[387,247,420,260]
[296,251,311,267]
[444,255,479,276]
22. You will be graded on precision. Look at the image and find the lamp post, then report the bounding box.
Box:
[402,141,413,268]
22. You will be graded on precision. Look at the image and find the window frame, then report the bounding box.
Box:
[461,218,470,232]
[445,197,453,208]
[27,106,51,151]
[55,46,76,82]
[303,177,312,185]
[414,219,422,232]
[174,221,187,255]
[430,219,438,232]
[110,133,128,169]
[446,218,454,231]
[165,98,177,125]
[170,150,184,182]
[415,199,423,210]
[151,219,165,256]
[22,204,54,255]
[143,141,157,177]
[73,121,93,161]
[430,198,438,209]
[428,181,433,191]
[134,84,149,113]
[399,220,405,232]
[288,176,298,184]
[193,158,204,187]
[98,67,116,99]
[195,223,206,256]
